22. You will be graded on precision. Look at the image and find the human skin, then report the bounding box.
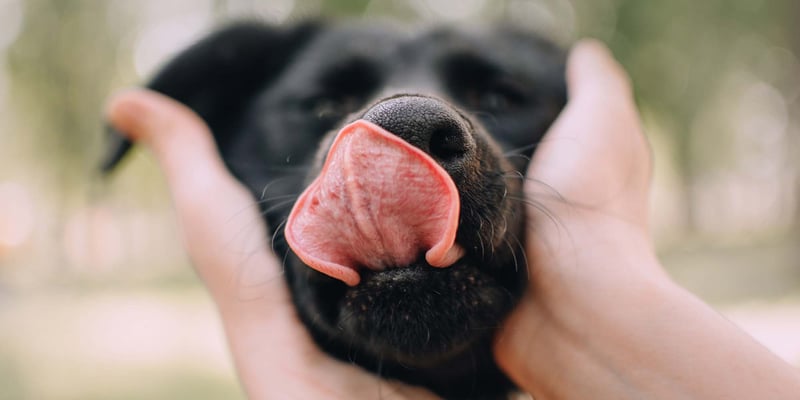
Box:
[493,40,800,399]
[107,40,800,399]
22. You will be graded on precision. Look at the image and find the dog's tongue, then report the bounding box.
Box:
[285,120,462,286]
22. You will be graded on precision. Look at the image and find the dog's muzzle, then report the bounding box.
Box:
[286,95,473,286]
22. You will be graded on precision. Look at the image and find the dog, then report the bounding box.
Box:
[103,20,566,399]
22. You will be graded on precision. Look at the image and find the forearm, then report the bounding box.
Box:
[524,284,799,399]
[497,214,800,399]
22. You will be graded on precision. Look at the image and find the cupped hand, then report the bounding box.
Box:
[493,38,666,398]
[494,40,800,400]
[107,90,439,400]
[518,39,662,298]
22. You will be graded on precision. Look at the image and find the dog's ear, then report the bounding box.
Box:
[101,21,321,172]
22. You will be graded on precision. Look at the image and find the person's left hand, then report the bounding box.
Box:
[107,89,440,400]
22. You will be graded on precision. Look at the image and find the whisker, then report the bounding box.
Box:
[259,176,298,200]
[509,232,529,282]
[508,195,561,229]
[377,357,385,399]
[260,197,298,217]
[500,175,567,203]
[488,218,497,258]
[226,161,310,173]
[504,153,532,163]
[500,171,525,180]
[527,180,567,202]
[476,216,486,259]
[280,239,292,275]
[254,193,300,208]
[503,141,541,157]
[271,219,288,251]
[504,237,519,273]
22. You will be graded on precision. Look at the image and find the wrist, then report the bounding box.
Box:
[498,230,800,399]
[526,204,667,295]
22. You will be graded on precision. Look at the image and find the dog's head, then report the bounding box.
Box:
[104,20,565,399]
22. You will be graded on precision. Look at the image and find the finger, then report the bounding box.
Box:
[526,40,651,224]
[107,89,228,194]
[106,89,285,306]
[566,39,633,103]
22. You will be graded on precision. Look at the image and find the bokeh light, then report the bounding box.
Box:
[0,182,35,251]
[0,0,23,51]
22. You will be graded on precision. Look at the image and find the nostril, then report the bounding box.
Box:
[360,95,474,162]
[429,125,468,161]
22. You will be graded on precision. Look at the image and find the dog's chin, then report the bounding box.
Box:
[323,259,513,367]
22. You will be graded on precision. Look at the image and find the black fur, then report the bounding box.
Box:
[104,20,566,399]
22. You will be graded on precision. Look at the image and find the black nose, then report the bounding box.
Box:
[361,95,474,162]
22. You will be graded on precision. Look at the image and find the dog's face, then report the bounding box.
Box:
[104,21,565,399]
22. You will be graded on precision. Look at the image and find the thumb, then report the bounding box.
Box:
[107,89,229,198]
[106,89,283,305]
[565,39,633,103]
[526,39,651,225]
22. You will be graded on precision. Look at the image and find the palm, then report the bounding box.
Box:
[108,89,438,400]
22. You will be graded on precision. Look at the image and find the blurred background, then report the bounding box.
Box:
[0,0,798,398]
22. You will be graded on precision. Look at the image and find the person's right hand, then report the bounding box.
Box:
[106,90,440,400]
[494,40,800,400]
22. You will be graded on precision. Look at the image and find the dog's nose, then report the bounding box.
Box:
[361,95,474,162]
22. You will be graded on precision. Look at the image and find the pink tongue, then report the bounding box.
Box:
[285,120,462,286]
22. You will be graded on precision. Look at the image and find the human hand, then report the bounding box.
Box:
[106,90,440,400]
[106,40,800,400]
[494,40,800,399]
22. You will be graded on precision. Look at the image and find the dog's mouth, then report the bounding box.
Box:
[284,94,526,371]
[285,120,465,286]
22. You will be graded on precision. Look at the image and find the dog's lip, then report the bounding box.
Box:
[285,120,462,286]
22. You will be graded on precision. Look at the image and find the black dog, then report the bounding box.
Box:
[103,20,565,399]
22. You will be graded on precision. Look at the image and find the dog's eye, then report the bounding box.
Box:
[463,80,527,112]
[478,89,512,110]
